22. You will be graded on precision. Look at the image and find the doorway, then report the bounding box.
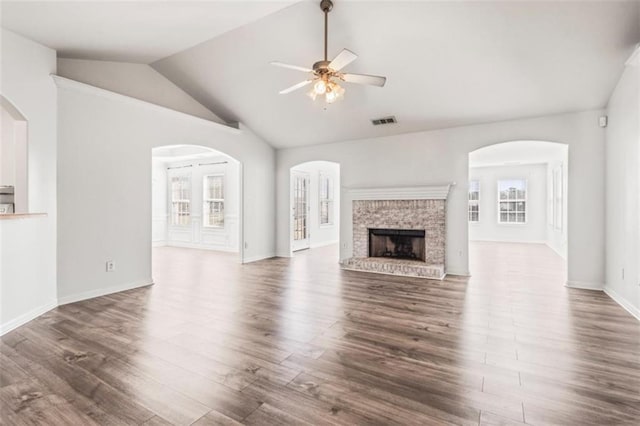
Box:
[289,161,341,256]
[292,171,310,251]
[467,141,568,280]
[151,145,243,263]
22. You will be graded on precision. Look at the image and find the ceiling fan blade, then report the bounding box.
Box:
[279,80,313,94]
[271,61,313,73]
[342,73,387,87]
[329,49,358,71]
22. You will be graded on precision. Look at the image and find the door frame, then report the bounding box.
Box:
[291,170,311,251]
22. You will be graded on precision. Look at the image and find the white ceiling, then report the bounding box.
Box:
[152,0,639,148]
[2,1,639,149]
[152,144,235,163]
[469,141,567,168]
[0,1,298,63]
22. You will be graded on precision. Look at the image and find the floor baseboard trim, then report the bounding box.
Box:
[58,280,154,306]
[565,280,604,290]
[604,287,640,321]
[310,240,339,249]
[243,253,276,264]
[0,300,58,336]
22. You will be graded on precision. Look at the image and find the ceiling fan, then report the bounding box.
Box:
[271,0,387,104]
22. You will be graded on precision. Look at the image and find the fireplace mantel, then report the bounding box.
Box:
[346,184,453,201]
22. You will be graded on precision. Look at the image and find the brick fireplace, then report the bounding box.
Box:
[342,185,450,279]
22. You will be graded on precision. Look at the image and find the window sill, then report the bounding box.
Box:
[0,213,48,220]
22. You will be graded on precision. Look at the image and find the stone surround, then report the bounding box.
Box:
[344,198,447,279]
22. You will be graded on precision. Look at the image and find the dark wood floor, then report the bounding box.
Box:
[2,242,639,425]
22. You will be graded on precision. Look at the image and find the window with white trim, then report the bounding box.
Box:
[170,174,191,226]
[203,175,224,228]
[498,179,527,223]
[319,173,333,226]
[468,180,480,222]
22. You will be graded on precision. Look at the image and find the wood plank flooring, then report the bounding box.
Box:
[1,242,639,425]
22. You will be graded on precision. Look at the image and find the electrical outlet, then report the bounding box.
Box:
[106,261,115,272]
[244,242,248,249]
[622,268,625,280]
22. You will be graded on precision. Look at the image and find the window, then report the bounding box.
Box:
[498,179,527,223]
[498,179,527,224]
[170,174,191,226]
[203,175,224,228]
[319,173,333,226]
[468,180,480,222]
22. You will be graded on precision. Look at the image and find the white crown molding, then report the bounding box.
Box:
[346,184,453,200]
[626,44,640,67]
[50,75,241,135]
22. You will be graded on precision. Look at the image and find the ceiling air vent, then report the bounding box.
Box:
[371,116,397,126]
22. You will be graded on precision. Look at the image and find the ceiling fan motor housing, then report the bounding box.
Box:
[313,60,332,74]
[320,0,333,13]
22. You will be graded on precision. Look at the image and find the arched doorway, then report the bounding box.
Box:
[467,140,569,281]
[151,144,243,265]
[289,161,341,259]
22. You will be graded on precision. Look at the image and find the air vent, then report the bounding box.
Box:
[371,116,397,126]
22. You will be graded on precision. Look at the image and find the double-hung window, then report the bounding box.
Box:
[498,179,527,224]
[170,174,191,226]
[468,180,480,222]
[203,175,224,228]
[319,173,333,226]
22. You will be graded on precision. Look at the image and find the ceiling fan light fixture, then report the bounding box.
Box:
[313,79,328,95]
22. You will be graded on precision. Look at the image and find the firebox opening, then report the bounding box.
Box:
[368,228,426,261]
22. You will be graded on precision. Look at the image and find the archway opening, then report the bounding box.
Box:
[467,141,568,283]
[151,145,243,282]
[289,161,341,261]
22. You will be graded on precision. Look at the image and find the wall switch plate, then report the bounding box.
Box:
[106,261,115,272]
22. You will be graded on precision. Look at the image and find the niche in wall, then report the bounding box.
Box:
[0,96,28,213]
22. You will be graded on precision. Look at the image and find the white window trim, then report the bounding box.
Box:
[319,172,334,227]
[497,178,528,225]
[468,180,480,223]
[202,173,225,229]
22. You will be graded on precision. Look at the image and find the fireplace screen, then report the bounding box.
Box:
[368,228,426,261]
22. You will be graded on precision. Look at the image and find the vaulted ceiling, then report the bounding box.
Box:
[2,1,639,148]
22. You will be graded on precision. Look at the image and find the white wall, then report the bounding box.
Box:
[156,154,240,253]
[276,110,606,285]
[151,159,168,244]
[0,30,57,333]
[56,76,275,304]
[605,55,640,319]
[290,161,340,249]
[57,58,224,123]
[469,164,547,243]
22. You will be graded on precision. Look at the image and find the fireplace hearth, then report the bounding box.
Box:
[369,228,426,261]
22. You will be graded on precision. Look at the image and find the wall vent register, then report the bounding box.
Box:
[371,116,397,126]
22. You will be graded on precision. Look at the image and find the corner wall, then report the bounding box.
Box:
[0,30,58,333]
[56,77,275,304]
[276,110,606,283]
[605,54,640,319]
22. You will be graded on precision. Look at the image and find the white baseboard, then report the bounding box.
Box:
[165,242,239,253]
[565,280,604,290]
[545,242,568,259]
[0,300,58,336]
[58,279,154,306]
[604,286,640,321]
[446,270,471,277]
[243,253,276,264]
[310,240,339,249]
[470,238,547,244]
[152,240,167,247]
